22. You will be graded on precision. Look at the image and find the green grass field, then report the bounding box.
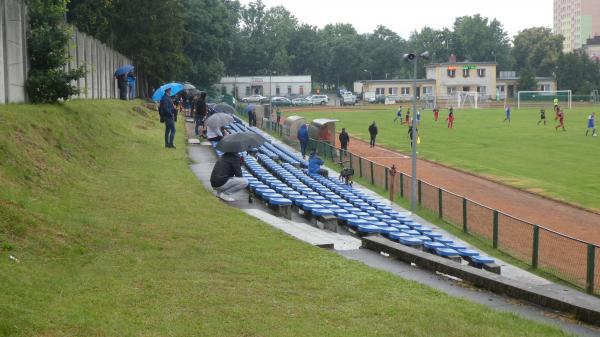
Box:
[0,101,575,336]
[283,105,600,210]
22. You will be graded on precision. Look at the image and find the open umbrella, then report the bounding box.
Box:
[204,112,234,129]
[114,65,134,77]
[216,132,266,153]
[152,82,183,102]
[213,103,235,114]
[182,82,196,90]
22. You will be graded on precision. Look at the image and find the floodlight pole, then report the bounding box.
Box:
[410,57,418,212]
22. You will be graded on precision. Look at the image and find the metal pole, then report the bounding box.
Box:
[411,56,418,211]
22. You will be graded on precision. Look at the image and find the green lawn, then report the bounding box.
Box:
[283,105,600,210]
[0,100,573,336]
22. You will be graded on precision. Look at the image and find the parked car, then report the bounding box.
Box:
[242,94,267,103]
[292,97,312,106]
[367,94,386,104]
[307,94,329,105]
[340,92,356,106]
[270,96,292,106]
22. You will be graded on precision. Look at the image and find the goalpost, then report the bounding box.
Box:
[455,91,478,109]
[517,90,572,109]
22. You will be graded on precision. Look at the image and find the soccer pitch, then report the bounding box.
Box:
[283,105,600,210]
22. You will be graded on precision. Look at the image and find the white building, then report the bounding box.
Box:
[219,75,312,99]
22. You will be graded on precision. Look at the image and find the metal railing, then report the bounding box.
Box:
[307,138,599,295]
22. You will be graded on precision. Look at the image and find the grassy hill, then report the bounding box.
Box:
[0,100,572,336]
[284,105,600,210]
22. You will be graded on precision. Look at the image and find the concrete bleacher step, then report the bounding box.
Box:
[243,208,361,251]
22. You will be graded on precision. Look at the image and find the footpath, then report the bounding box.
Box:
[184,120,600,336]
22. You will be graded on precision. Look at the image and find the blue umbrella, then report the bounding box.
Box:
[152,82,184,102]
[114,65,134,77]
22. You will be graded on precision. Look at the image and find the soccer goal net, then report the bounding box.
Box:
[517,90,572,109]
[455,91,478,109]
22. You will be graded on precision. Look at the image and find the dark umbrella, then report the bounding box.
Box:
[216,132,266,153]
[204,112,234,129]
[114,65,134,77]
[213,103,235,114]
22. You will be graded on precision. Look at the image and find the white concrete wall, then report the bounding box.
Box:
[0,0,137,103]
[0,0,27,103]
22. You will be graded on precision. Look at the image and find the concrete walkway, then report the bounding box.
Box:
[185,122,600,336]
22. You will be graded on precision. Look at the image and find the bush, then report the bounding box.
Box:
[26,0,86,103]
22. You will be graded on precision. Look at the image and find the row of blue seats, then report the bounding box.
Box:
[221,120,495,266]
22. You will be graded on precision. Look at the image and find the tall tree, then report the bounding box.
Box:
[555,51,600,94]
[517,67,538,91]
[182,0,240,88]
[452,15,511,70]
[512,27,563,76]
[319,23,365,88]
[364,26,407,80]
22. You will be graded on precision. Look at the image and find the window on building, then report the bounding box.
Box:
[447,86,456,95]
[463,68,470,78]
[477,68,486,77]
[245,86,251,95]
[287,86,292,95]
[388,87,398,95]
[540,84,550,91]
[400,87,410,95]
[276,86,280,95]
[299,86,304,95]
[375,87,385,95]
[423,87,432,95]
[447,69,456,78]
[221,86,227,95]
[477,86,486,95]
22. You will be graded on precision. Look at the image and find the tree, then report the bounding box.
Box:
[182,0,240,88]
[364,26,407,80]
[512,27,563,76]
[517,67,538,91]
[319,23,365,89]
[555,51,600,94]
[452,15,511,70]
[26,0,86,103]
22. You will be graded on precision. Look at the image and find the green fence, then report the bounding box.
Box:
[307,138,599,295]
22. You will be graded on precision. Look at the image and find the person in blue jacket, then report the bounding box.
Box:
[159,87,176,148]
[308,149,328,177]
[297,124,309,159]
[127,71,136,100]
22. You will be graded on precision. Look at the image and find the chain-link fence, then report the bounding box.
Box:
[305,138,599,295]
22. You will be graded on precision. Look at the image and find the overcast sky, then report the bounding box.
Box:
[239,0,553,40]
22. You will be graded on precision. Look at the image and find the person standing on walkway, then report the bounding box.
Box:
[368,121,378,147]
[408,125,419,148]
[503,104,511,123]
[297,124,309,159]
[446,110,455,129]
[276,106,282,125]
[555,108,566,131]
[194,92,207,136]
[586,112,596,136]
[537,108,546,126]
[433,106,440,122]
[159,87,176,148]
[339,128,350,157]
[117,74,128,100]
[127,71,136,100]
[394,106,402,123]
[210,152,248,202]
[245,104,256,126]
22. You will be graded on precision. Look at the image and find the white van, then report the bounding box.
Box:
[308,95,329,105]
